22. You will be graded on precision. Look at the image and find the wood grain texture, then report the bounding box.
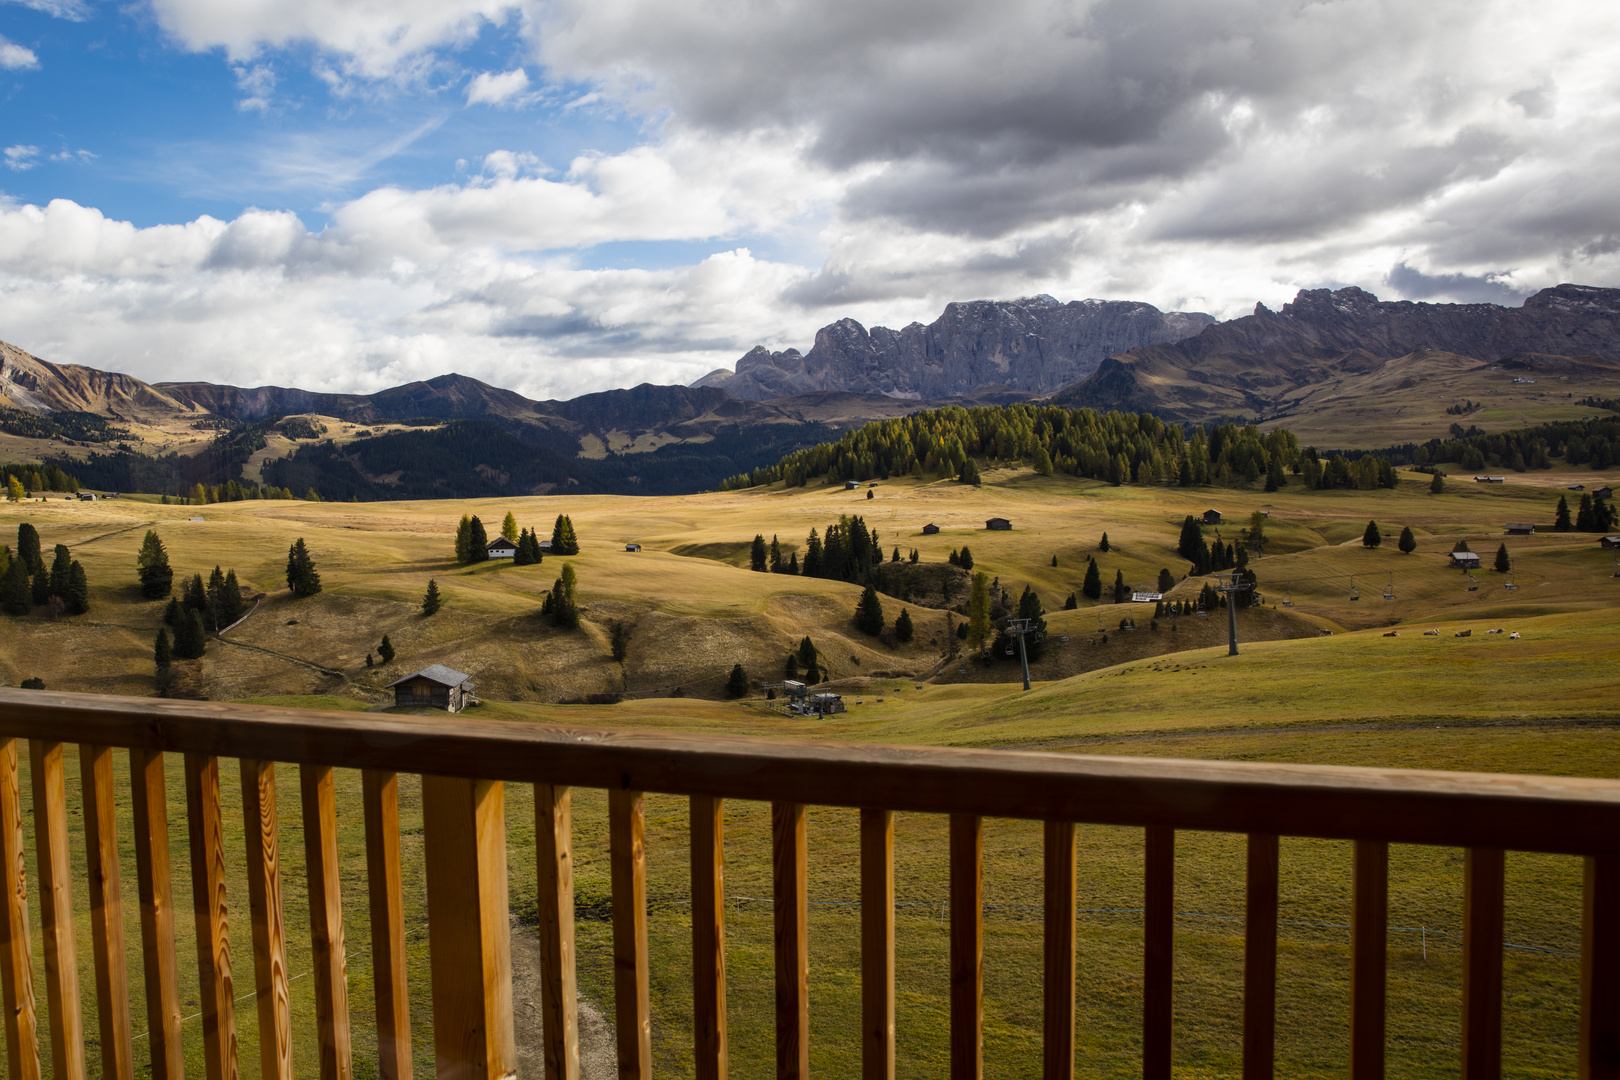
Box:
[536,784,580,1080]
[185,753,237,1080]
[1462,848,1504,1080]
[1041,821,1075,1080]
[29,741,86,1080]
[1242,834,1279,1080]
[130,749,183,1080]
[1143,827,1174,1080]
[861,809,894,1080]
[949,813,982,1080]
[1350,840,1388,1080]
[240,760,292,1080]
[361,771,411,1080]
[80,745,134,1080]
[610,788,651,1080]
[5,692,1620,855]
[0,739,41,1080]
[300,765,352,1080]
[773,802,809,1080]
[689,794,726,1080]
[422,775,515,1080]
[1580,855,1620,1080]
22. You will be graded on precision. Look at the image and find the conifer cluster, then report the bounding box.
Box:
[286,538,322,597]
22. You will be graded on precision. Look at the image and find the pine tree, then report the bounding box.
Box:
[1157,568,1175,593]
[16,523,41,575]
[378,635,395,664]
[799,636,817,668]
[65,562,88,615]
[854,584,886,636]
[172,609,206,660]
[1082,559,1102,600]
[551,514,580,555]
[966,571,992,654]
[726,664,749,698]
[1177,516,1204,561]
[30,568,48,607]
[948,548,960,566]
[787,552,800,574]
[550,564,579,629]
[1576,494,1595,531]
[1363,520,1382,548]
[893,547,902,563]
[866,488,874,500]
[154,627,172,670]
[137,530,173,598]
[163,597,180,626]
[501,511,519,543]
[1112,570,1129,604]
[514,528,532,565]
[1398,526,1417,554]
[286,538,322,597]
[1555,495,1572,532]
[784,653,800,679]
[49,544,70,599]
[422,579,442,616]
[0,558,29,616]
[958,545,974,571]
[909,549,919,564]
[1099,532,1110,553]
[468,516,489,561]
[750,534,768,572]
[1430,471,1445,495]
[455,515,474,564]
[366,654,374,668]
[770,535,784,573]
[611,621,628,663]
[895,608,914,643]
[1494,543,1511,573]
[1064,593,1078,610]
[1265,456,1287,492]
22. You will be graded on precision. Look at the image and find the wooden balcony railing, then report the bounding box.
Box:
[1,689,1619,1080]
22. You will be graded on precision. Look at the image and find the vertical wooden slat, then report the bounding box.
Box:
[1580,854,1620,1080]
[610,788,652,1080]
[240,760,292,1080]
[186,753,238,1080]
[773,801,809,1080]
[949,812,982,1080]
[80,745,134,1080]
[1462,848,1504,1080]
[422,775,515,1080]
[690,794,726,1080]
[0,739,41,1080]
[1143,827,1174,1080]
[361,770,411,1080]
[1042,821,1076,1080]
[1350,840,1388,1080]
[300,764,352,1080]
[29,740,86,1080]
[536,784,580,1080]
[861,808,894,1080]
[131,749,183,1080]
[1242,834,1279,1080]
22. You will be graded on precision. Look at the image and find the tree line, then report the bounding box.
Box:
[0,524,89,617]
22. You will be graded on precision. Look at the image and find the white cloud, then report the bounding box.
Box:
[0,35,39,70]
[4,145,40,171]
[465,67,530,107]
[48,148,96,164]
[233,63,277,111]
[4,0,87,19]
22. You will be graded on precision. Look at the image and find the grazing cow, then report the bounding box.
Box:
[1509,631,1521,639]
[1423,629,1440,636]
[1486,628,1504,635]
[1455,629,1472,637]
[1383,631,1399,637]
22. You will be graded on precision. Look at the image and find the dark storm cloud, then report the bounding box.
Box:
[1385,263,1529,306]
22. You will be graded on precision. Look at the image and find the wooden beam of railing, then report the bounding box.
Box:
[1242,834,1279,1080]
[130,749,183,1080]
[300,765,352,1080]
[774,801,809,1080]
[422,775,515,1080]
[185,753,238,1080]
[1350,840,1388,1080]
[360,771,411,1080]
[1042,821,1076,1080]
[0,739,41,1080]
[950,813,983,1080]
[80,745,134,1080]
[30,740,87,1080]
[610,788,652,1080]
[9,693,1620,855]
[1462,848,1504,1080]
[537,784,580,1080]
[1143,827,1174,1080]
[862,808,895,1080]
[1581,855,1620,1080]
[241,760,293,1080]
[690,794,726,1080]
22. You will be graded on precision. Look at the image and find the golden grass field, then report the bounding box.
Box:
[3,464,1619,1078]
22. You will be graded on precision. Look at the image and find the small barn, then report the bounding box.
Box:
[1568,484,1586,491]
[1449,551,1482,569]
[389,665,474,713]
[1601,535,1620,549]
[921,523,940,535]
[1202,509,1223,525]
[1503,523,1536,535]
[986,518,1012,531]
[625,543,642,552]
[538,539,553,551]
[486,537,517,559]
[845,479,861,490]
[1596,485,1614,501]
[1475,475,1506,484]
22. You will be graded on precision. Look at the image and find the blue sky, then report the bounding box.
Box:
[1,0,1616,399]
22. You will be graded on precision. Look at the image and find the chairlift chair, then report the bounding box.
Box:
[1281,583,1293,608]
[1466,572,1479,592]
[1504,561,1517,591]
[1383,573,1395,601]
[1349,575,1360,602]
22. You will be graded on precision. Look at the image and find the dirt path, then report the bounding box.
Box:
[509,914,618,1080]
[211,635,345,678]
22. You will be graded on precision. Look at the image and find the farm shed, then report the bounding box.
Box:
[1596,486,1614,500]
[1449,551,1482,569]
[1475,476,1506,484]
[625,543,642,552]
[986,518,1012,531]
[921,523,940,535]
[845,480,861,490]
[1601,536,1620,549]
[1503,523,1536,535]
[486,537,517,559]
[388,665,474,713]
[1202,509,1223,525]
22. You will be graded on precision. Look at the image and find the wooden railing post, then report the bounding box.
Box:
[300,764,352,1080]
[1462,848,1504,1080]
[1042,821,1076,1080]
[774,801,809,1080]
[1350,840,1388,1080]
[611,788,652,1080]
[30,740,86,1080]
[1243,834,1279,1080]
[950,813,983,1080]
[1143,827,1174,1080]
[422,775,515,1080]
[130,749,183,1080]
[80,745,134,1080]
[536,784,580,1080]
[185,753,238,1080]
[861,809,895,1080]
[0,739,41,1080]
[241,760,292,1080]
[1581,854,1620,1080]
[361,771,412,1080]
[690,794,727,1080]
